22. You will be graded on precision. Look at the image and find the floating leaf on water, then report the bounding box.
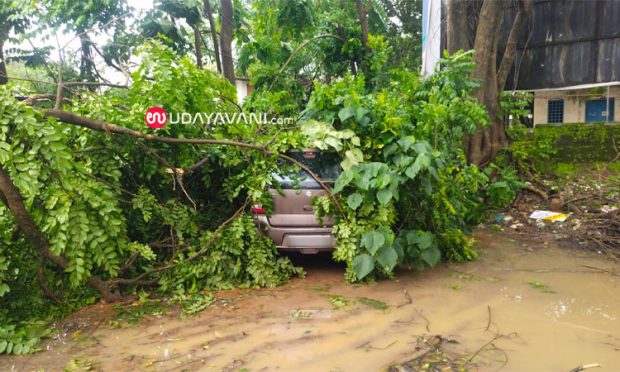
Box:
[328,295,349,308]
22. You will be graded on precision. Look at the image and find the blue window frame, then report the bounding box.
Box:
[547,100,564,123]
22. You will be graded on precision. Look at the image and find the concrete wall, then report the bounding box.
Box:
[533,86,620,124]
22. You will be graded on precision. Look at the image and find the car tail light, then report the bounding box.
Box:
[250,204,265,214]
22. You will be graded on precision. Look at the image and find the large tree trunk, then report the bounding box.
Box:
[194,25,203,69]
[0,39,7,85]
[496,0,534,92]
[446,0,533,166]
[354,0,370,52]
[204,0,222,73]
[468,0,502,166]
[78,34,99,82]
[0,164,119,302]
[219,0,235,84]
[446,0,470,53]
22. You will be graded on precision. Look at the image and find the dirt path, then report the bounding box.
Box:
[2,231,619,371]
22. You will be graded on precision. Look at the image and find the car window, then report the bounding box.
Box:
[274,151,341,189]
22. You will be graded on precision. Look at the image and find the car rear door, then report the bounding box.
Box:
[267,151,339,227]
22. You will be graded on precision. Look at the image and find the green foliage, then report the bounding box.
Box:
[483,164,524,209]
[158,214,303,292]
[304,52,488,282]
[0,87,128,286]
[500,91,532,122]
[0,42,305,354]
[0,2,524,356]
[507,123,620,173]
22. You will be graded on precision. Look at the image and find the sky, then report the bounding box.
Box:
[7,0,155,84]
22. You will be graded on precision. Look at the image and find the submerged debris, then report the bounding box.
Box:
[387,335,474,372]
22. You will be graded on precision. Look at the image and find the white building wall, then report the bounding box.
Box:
[533,86,620,125]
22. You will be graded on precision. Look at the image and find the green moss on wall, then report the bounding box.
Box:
[533,123,620,163]
[508,123,620,174]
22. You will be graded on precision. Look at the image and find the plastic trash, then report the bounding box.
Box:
[529,210,568,222]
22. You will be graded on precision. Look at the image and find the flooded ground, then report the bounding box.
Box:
[2,230,619,371]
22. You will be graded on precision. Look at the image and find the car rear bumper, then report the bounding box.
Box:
[252,215,335,254]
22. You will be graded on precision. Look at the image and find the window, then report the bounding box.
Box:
[547,100,564,123]
[586,98,615,123]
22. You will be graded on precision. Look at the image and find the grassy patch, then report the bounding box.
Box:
[528,281,556,294]
[357,297,389,310]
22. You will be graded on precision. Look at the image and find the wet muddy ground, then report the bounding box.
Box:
[2,231,619,371]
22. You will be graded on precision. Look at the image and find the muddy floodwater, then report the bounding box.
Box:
[2,231,619,371]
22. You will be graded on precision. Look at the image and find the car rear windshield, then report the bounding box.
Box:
[274,151,341,189]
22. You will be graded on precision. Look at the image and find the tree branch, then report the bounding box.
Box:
[496,0,533,91]
[268,34,344,91]
[109,198,250,285]
[42,109,347,219]
[0,164,119,302]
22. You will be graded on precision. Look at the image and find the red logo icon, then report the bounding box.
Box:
[145,106,168,129]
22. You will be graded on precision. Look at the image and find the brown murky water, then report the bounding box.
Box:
[2,231,619,371]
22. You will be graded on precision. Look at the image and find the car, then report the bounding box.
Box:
[251,149,340,254]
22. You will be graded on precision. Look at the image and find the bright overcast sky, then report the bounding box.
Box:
[7,0,155,84]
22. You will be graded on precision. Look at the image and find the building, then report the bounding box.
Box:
[235,77,253,104]
[507,0,620,125]
[532,83,619,125]
[424,0,620,126]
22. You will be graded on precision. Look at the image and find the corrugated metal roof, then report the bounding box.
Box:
[506,0,620,90]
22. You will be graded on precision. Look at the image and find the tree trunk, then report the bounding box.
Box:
[496,0,534,92]
[468,0,503,166]
[0,39,7,85]
[0,164,119,302]
[446,0,470,53]
[204,0,222,73]
[219,0,235,84]
[194,25,203,69]
[445,0,534,166]
[79,34,92,81]
[354,0,370,52]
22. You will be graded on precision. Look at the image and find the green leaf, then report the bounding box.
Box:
[352,254,374,280]
[413,141,430,154]
[383,143,398,157]
[406,230,433,250]
[340,129,355,139]
[374,173,391,188]
[421,246,441,267]
[405,162,420,179]
[345,148,364,166]
[376,188,392,205]
[333,169,355,193]
[338,107,354,122]
[354,172,372,191]
[376,226,395,247]
[324,136,342,151]
[361,231,385,254]
[355,106,369,121]
[377,246,398,270]
[418,153,431,168]
[397,136,415,151]
[0,340,7,353]
[363,162,384,177]
[346,193,363,210]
